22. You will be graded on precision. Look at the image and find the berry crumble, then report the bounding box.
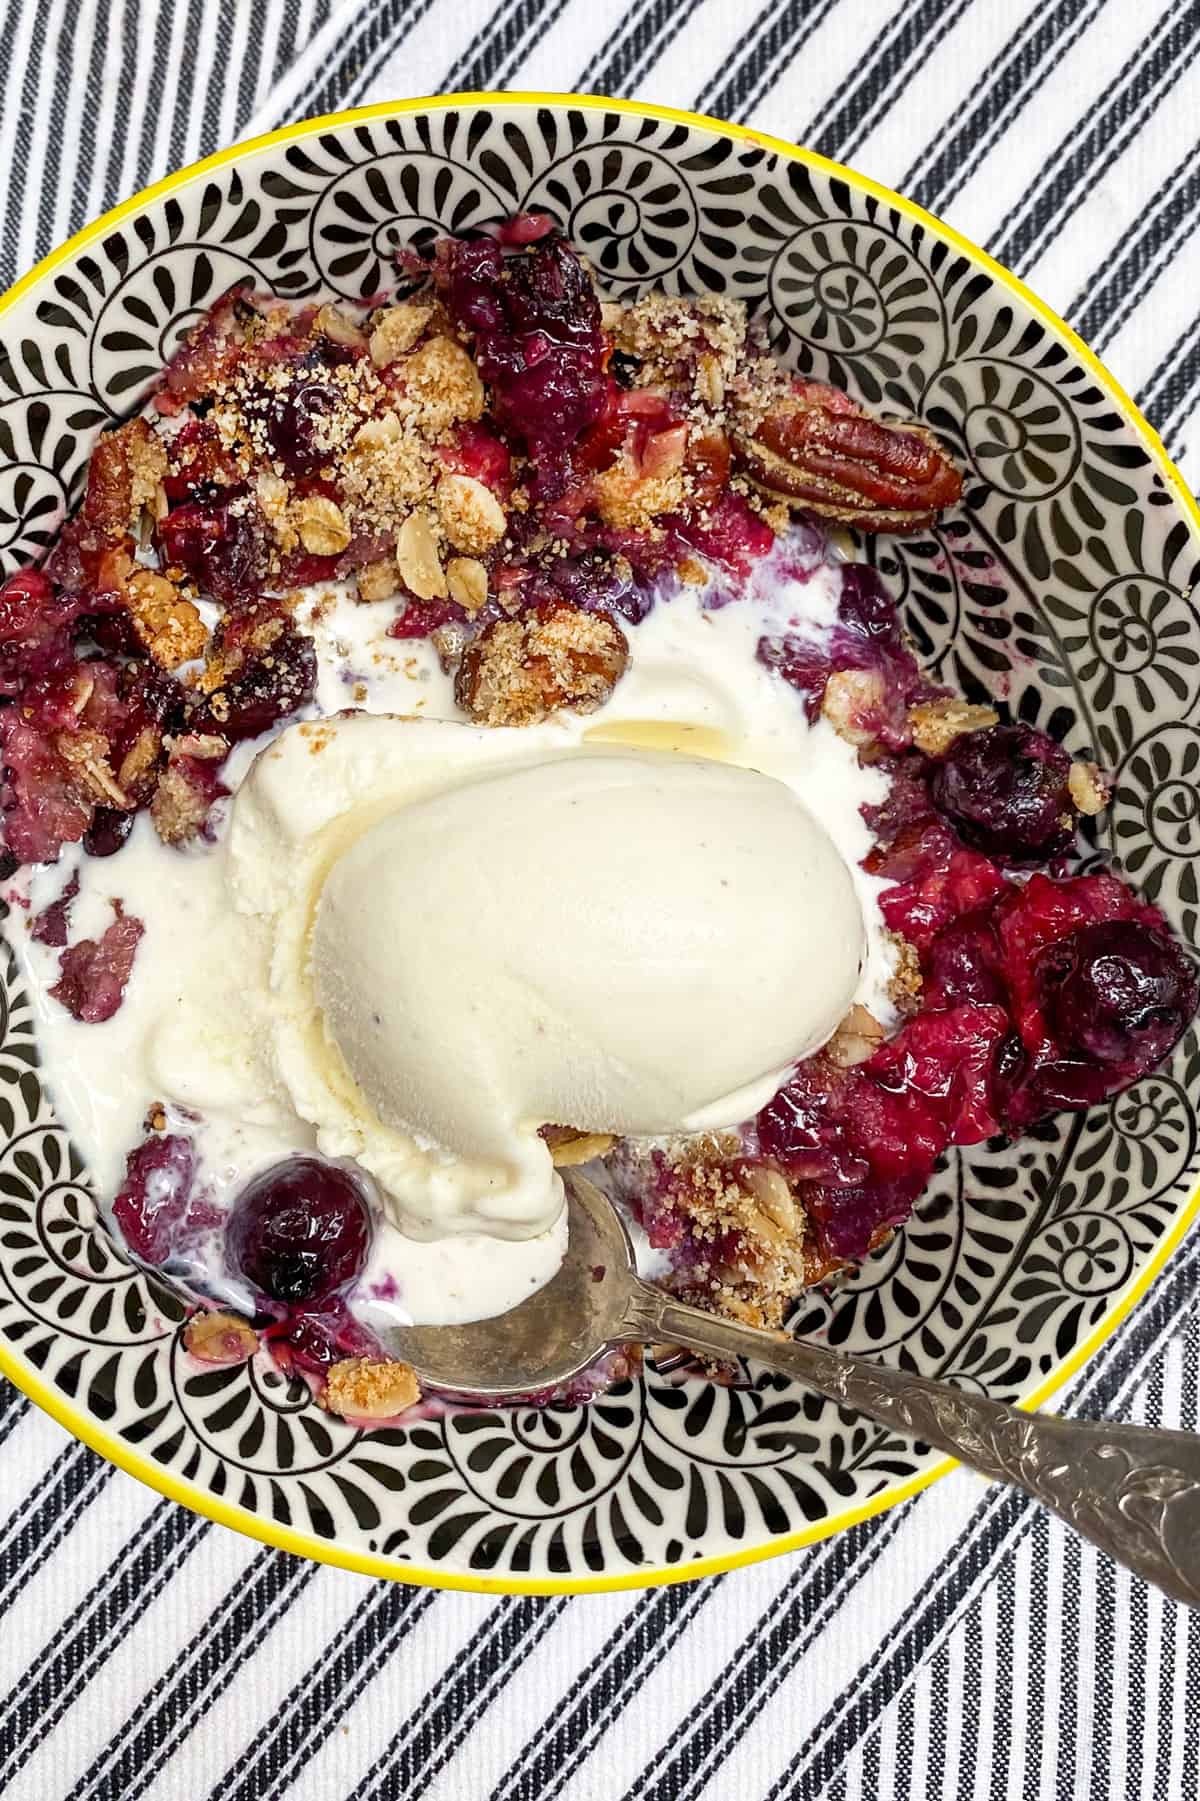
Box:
[2,215,1195,1420]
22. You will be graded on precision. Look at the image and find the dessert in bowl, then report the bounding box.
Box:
[0,96,1197,1591]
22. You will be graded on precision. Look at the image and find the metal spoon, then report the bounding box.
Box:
[381,1171,1200,1605]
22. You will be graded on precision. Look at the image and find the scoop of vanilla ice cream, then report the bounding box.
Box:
[228,715,865,1245]
[308,743,863,1239]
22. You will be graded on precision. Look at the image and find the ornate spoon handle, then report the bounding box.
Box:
[629,1286,1200,1607]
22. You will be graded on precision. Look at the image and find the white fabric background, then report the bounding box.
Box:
[1,3,1199,1796]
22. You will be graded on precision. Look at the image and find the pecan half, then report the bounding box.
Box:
[734,383,962,533]
[455,601,628,727]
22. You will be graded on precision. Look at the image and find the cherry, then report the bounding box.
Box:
[259,379,339,479]
[1037,919,1198,1074]
[83,806,134,858]
[156,497,266,603]
[227,1158,372,1305]
[926,722,1073,865]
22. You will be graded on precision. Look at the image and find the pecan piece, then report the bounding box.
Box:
[455,601,628,727]
[734,383,962,532]
[82,418,168,541]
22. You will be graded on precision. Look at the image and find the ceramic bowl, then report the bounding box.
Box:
[1,94,1198,1594]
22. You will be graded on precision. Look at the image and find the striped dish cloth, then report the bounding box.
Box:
[2,3,1199,1796]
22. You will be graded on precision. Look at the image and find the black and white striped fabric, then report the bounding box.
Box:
[2,4,1199,1795]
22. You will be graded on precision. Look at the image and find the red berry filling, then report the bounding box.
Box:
[112,1134,197,1264]
[48,904,144,1023]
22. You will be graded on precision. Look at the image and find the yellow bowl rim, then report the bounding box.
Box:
[1,89,1198,1597]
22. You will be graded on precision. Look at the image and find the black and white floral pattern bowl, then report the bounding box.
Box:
[1,94,1199,1594]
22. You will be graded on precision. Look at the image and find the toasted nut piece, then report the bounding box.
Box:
[821,667,888,748]
[446,555,488,613]
[677,555,709,586]
[316,303,366,348]
[84,418,169,538]
[548,1131,616,1167]
[828,1002,887,1068]
[695,351,725,408]
[396,510,447,600]
[256,470,299,553]
[295,495,351,556]
[908,696,999,757]
[356,557,400,602]
[126,568,207,669]
[593,459,685,531]
[323,1356,420,1420]
[1068,759,1108,816]
[369,302,435,365]
[402,337,485,431]
[455,600,628,727]
[742,1164,804,1249]
[735,385,963,533]
[56,728,129,807]
[117,724,163,799]
[170,732,227,760]
[184,1310,258,1364]
[641,424,689,480]
[436,472,507,554]
[886,932,923,1009]
[430,620,467,672]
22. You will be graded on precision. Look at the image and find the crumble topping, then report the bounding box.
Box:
[435,472,507,554]
[150,762,209,844]
[56,728,128,807]
[607,291,749,421]
[610,1135,809,1332]
[401,336,485,434]
[323,1356,421,1419]
[356,557,401,603]
[369,301,435,365]
[455,601,628,726]
[593,457,686,532]
[885,932,923,1009]
[908,695,999,756]
[821,668,890,748]
[124,567,207,668]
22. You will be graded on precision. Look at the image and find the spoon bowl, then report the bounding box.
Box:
[376,1173,639,1397]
